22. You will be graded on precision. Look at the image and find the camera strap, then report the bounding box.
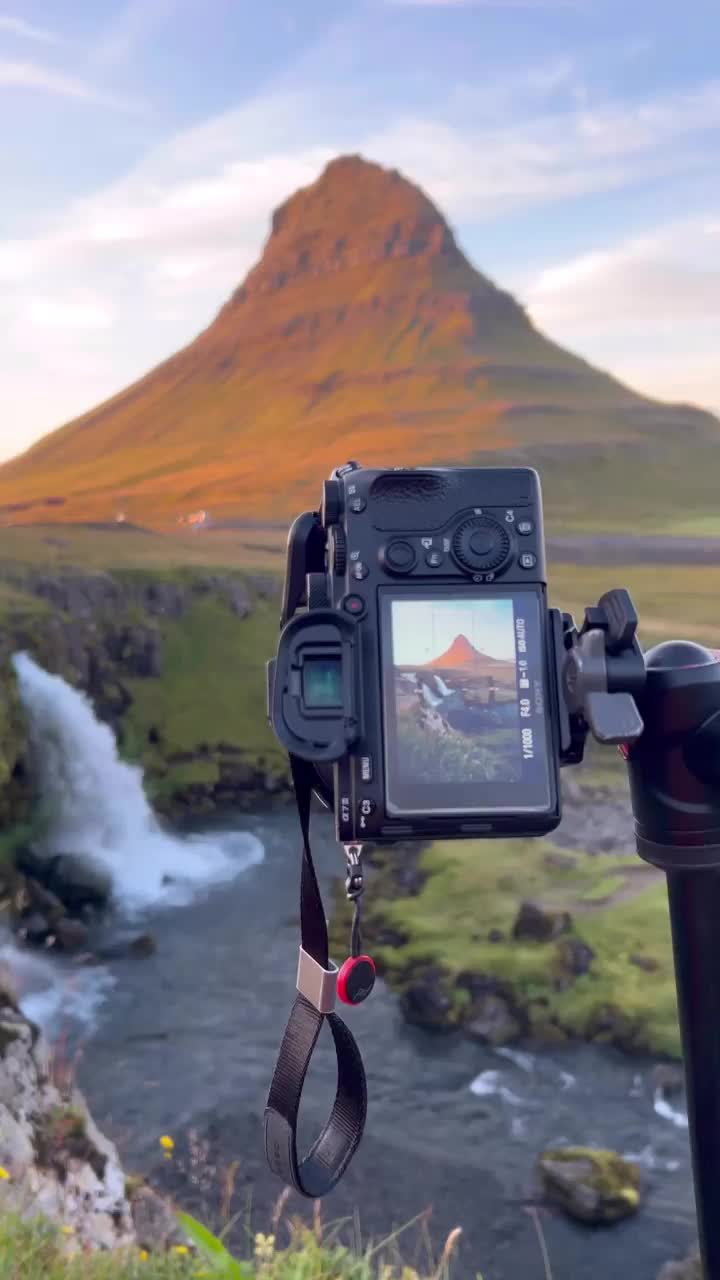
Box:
[263,754,368,1197]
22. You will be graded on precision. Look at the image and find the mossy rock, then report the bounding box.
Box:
[538,1147,641,1224]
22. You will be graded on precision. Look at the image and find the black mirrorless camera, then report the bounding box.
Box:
[267,462,583,844]
[264,460,653,1204]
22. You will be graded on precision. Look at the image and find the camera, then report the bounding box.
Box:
[268,462,571,844]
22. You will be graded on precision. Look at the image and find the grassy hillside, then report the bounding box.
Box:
[0,156,715,533]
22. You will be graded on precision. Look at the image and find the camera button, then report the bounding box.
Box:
[518,520,534,535]
[349,496,367,514]
[359,798,376,817]
[343,594,366,616]
[361,755,373,782]
[385,540,416,572]
[425,550,444,568]
[520,552,537,569]
[351,562,369,580]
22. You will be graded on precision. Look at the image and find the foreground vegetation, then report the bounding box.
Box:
[0,1213,463,1280]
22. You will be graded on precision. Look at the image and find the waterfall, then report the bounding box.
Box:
[11,653,264,914]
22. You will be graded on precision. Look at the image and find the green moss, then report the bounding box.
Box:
[122,596,285,778]
[349,838,679,1056]
[538,1147,641,1224]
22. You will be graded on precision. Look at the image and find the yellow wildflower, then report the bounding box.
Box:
[61,1226,75,1236]
[159,1135,175,1151]
[0,1167,10,1181]
[173,1244,189,1255]
[139,1250,148,1262]
[254,1232,276,1262]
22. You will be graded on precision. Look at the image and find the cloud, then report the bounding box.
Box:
[0,59,143,110]
[521,219,720,411]
[0,13,59,42]
[93,0,178,66]
[21,294,114,332]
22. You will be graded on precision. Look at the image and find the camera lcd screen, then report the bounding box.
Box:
[380,590,553,815]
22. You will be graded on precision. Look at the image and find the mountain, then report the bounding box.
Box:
[424,634,514,677]
[0,154,717,531]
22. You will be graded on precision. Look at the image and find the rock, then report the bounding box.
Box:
[653,1064,685,1097]
[399,967,452,1027]
[512,900,572,943]
[0,987,135,1251]
[94,933,157,961]
[20,912,51,944]
[630,953,660,972]
[130,933,157,957]
[543,852,578,871]
[218,759,257,787]
[466,994,522,1045]
[657,1251,702,1280]
[47,855,112,909]
[538,1147,641,1224]
[586,1004,640,1050]
[556,937,595,977]
[130,1183,188,1251]
[50,918,89,952]
[24,879,65,925]
[375,926,408,948]
[488,929,504,943]
[141,580,188,619]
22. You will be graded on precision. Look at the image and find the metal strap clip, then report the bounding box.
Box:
[297,948,339,1014]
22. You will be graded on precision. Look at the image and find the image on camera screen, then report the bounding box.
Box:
[389,596,522,785]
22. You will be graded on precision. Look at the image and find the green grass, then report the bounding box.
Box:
[549,560,720,650]
[351,836,678,1056]
[117,594,287,810]
[0,1214,460,1280]
[0,526,285,574]
[579,875,626,904]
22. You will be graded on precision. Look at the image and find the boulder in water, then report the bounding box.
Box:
[93,932,157,961]
[50,918,90,953]
[657,1251,701,1280]
[653,1063,685,1097]
[538,1147,641,1224]
[46,855,112,910]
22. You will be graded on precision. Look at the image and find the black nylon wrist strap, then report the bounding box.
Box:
[264,754,367,1196]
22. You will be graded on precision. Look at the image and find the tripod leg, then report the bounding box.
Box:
[667,868,720,1277]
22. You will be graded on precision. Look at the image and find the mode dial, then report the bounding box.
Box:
[452,516,512,574]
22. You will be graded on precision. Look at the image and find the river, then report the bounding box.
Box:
[65,810,693,1279]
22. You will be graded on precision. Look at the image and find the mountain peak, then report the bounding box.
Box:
[1,152,716,528]
[233,152,465,303]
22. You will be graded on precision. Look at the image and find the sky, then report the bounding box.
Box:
[391,597,515,665]
[0,0,719,462]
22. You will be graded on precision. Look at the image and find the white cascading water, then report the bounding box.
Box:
[11,652,264,914]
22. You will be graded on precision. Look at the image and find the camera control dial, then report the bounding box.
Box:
[331,525,347,575]
[451,516,512,574]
